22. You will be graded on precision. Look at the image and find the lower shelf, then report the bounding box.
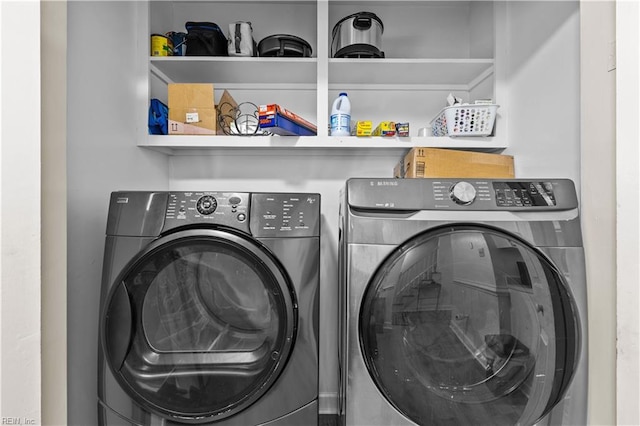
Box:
[140,135,507,156]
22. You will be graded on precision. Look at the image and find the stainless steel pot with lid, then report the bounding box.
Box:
[331,11,384,58]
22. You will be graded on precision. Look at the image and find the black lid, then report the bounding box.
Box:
[258,34,313,57]
[334,43,384,59]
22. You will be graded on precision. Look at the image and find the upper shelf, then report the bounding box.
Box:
[150,57,318,85]
[150,56,493,89]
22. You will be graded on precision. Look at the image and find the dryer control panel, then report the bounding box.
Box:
[347,178,578,211]
[250,193,320,238]
[164,192,251,233]
[162,192,320,237]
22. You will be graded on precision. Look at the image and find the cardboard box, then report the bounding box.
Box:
[396,147,515,178]
[258,104,317,136]
[393,161,403,179]
[372,121,396,137]
[395,122,410,137]
[168,83,216,135]
[355,121,373,137]
[216,90,239,135]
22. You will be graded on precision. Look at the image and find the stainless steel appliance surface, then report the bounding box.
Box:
[98,191,320,425]
[339,178,587,426]
[331,11,384,58]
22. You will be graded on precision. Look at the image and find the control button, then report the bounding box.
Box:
[237,213,246,222]
[196,195,218,215]
[229,196,242,205]
[450,181,477,205]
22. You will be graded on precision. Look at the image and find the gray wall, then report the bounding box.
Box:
[498,1,581,183]
[67,2,168,424]
[168,153,399,412]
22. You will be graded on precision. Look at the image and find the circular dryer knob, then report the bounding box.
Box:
[196,195,218,215]
[450,181,477,205]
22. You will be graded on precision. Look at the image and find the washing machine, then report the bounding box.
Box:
[339,178,587,426]
[98,191,320,425]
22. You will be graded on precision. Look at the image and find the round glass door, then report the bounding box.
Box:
[360,225,580,426]
[102,229,296,423]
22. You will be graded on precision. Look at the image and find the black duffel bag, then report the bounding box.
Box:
[185,21,228,56]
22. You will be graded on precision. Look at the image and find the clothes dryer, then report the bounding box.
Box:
[339,178,587,425]
[98,191,320,425]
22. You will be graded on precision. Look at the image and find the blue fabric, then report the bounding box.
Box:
[148,99,168,135]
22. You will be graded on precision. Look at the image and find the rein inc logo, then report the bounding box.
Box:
[1,418,35,425]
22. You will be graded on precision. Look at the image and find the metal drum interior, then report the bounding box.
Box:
[359,224,580,425]
[103,233,296,422]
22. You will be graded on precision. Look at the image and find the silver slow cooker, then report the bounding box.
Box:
[331,11,384,58]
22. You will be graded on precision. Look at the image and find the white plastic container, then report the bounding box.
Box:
[330,92,351,136]
[430,104,499,137]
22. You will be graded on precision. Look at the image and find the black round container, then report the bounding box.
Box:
[258,34,313,57]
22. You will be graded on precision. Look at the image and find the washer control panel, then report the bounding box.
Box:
[492,181,556,208]
[449,181,478,205]
[434,180,559,209]
[347,178,577,211]
[164,192,250,233]
[438,180,558,209]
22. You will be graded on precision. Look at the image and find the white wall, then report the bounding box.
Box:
[67,2,169,424]
[615,2,640,425]
[580,2,617,425]
[0,1,42,423]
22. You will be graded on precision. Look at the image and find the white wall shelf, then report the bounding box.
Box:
[150,57,318,86]
[142,0,502,146]
[150,57,493,88]
[139,134,506,155]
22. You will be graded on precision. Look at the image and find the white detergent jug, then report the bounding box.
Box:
[330,92,351,136]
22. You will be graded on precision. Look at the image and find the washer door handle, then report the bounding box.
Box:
[104,282,133,370]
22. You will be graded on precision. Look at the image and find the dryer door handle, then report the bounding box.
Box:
[104,282,133,370]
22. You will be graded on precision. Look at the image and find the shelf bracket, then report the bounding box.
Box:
[150,63,174,85]
[468,66,495,93]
